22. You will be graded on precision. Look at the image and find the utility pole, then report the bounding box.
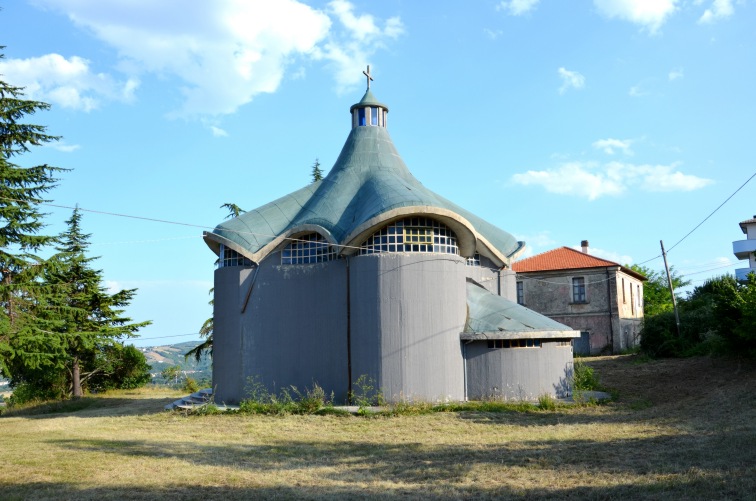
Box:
[660,240,681,337]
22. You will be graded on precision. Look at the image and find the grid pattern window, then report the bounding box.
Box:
[218,244,253,268]
[572,277,586,303]
[359,217,459,255]
[466,253,481,266]
[516,281,524,305]
[281,233,337,265]
[487,339,542,349]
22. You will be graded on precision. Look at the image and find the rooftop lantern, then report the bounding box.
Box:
[350,65,389,129]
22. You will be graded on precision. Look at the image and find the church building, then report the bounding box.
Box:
[204,68,580,404]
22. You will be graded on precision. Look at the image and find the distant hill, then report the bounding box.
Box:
[139,341,212,381]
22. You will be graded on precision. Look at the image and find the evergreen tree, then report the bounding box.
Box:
[0,53,66,380]
[311,158,323,183]
[40,208,150,398]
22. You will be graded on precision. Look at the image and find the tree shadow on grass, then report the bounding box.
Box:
[2,466,751,500]
[0,397,177,419]
[45,426,755,499]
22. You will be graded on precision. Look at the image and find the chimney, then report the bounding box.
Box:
[581,240,589,254]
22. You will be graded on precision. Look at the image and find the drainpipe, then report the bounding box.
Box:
[346,256,352,404]
[606,268,615,354]
[462,341,468,402]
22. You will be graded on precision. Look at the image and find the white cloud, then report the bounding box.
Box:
[668,67,684,81]
[558,67,585,94]
[484,28,504,40]
[312,0,404,93]
[497,0,541,16]
[593,138,634,155]
[514,231,556,258]
[49,142,81,153]
[511,161,713,200]
[699,0,735,24]
[0,53,138,112]
[574,245,633,265]
[629,84,649,97]
[34,0,403,116]
[210,126,228,137]
[593,0,678,34]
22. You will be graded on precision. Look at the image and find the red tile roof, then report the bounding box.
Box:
[512,246,646,280]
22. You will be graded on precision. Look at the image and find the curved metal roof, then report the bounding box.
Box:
[462,282,580,339]
[205,94,524,267]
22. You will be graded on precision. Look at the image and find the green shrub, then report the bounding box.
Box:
[183,377,200,394]
[239,377,330,415]
[350,375,384,408]
[537,394,557,410]
[572,358,599,391]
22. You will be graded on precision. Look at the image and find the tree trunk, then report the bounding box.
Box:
[72,357,83,399]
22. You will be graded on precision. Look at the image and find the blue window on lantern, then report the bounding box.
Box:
[358,108,366,126]
[371,107,378,125]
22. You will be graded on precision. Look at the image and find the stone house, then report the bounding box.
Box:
[512,241,646,355]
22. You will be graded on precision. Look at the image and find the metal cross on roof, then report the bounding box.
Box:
[363,65,374,90]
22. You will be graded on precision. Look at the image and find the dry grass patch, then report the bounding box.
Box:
[1,357,754,500]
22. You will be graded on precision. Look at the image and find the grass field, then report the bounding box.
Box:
[1,355,754,500]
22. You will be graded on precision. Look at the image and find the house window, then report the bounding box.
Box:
[622,278,626,303]
[572,277,586,303]
[637,285,641,309]
[218,244,253,268]
[359,217,459,255]
[281,233,337,265]
[630,285,635,314]
[516,281,524,305]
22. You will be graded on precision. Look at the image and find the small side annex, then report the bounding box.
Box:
[204,74,579,404]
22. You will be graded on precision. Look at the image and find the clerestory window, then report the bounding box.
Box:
[281,233,337,265]
[359,217,459,255]
[218,244,253,268]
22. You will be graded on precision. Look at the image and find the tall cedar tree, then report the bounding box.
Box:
[42,208,150,397]
[0,52,66,379]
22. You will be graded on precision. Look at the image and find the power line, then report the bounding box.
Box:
[630,171,755,266]
[667,170,756,253]
[135,332,203,342]
[0,197,369,254]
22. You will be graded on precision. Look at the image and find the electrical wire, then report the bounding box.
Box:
[666,170,756,253]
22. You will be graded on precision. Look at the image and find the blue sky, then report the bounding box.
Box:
[1,0,754,347]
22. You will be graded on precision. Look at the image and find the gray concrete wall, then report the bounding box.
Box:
[213,255,349,404]
[213,266,255,404]
[464,258,500,295]
[465,340,574,400]
[350,253,468,402]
